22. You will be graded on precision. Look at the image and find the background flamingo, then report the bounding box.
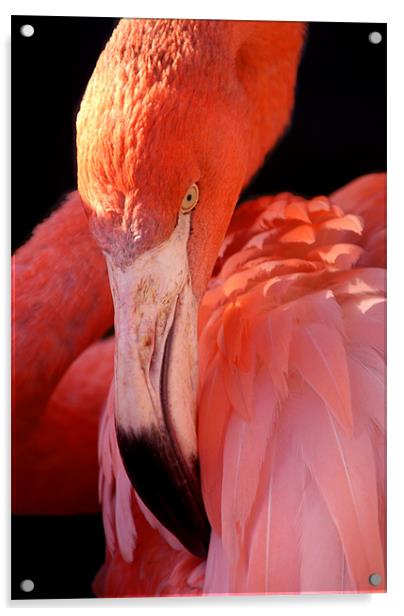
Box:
[12,19,386,596]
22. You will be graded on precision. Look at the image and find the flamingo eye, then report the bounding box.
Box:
[181,184,199,214]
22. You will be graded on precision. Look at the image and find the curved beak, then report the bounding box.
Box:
[106,214,210,559]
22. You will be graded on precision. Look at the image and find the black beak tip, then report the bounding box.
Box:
[116,425,211,559]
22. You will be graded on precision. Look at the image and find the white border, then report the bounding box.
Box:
[2,1,404,614]
[0,0,396,21]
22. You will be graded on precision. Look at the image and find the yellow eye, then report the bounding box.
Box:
[181,184,199,214]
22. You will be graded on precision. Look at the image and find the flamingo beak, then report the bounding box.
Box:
[105,214,210,559]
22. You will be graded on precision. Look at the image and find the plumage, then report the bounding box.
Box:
[198,174,386,593]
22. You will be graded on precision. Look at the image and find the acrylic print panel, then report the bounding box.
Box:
[11,16,387,599]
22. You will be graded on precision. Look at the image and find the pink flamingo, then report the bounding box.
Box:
[13,19,386,595]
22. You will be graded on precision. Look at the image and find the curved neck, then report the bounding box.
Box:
[13,191,113,428]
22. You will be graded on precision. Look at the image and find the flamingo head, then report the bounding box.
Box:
[77,18,304,558]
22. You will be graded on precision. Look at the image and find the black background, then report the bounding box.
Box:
[11,17,387,599]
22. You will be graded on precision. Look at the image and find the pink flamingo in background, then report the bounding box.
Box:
[13,19,386,595]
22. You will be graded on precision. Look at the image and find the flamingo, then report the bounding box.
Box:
[12,19,386,596]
